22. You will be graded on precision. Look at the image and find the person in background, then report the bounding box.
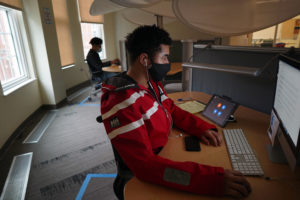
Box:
[86,37,119,82]
[100,25,251,200]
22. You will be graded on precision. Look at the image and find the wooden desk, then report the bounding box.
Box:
[167,62,182,75]
[124,92,300,200]
[102,65,122,73]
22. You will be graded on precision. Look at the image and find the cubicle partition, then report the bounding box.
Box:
[182,44,300,114]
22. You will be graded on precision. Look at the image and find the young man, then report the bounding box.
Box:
[101,25,251,200]
[86,37,119,81]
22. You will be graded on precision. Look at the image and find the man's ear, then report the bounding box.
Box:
[139,53,149,67]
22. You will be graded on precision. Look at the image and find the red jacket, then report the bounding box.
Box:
[101,73,225,196]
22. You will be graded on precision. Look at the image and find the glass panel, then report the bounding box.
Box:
[275,17,300,48]
[252,26,276,47]
[81,23,106,60]
[0,9,23,84]
[228,15,300,48]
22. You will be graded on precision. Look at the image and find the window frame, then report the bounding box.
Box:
[80,22,107,60]
[0,6,34,95]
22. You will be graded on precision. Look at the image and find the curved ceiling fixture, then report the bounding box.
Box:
[121,8,175,25]
[110,0,162,8]
[172,0,300,36]
[141,0,176,18]
[89,0,124,16]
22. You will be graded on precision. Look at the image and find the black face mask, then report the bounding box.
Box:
[148,63,170,82]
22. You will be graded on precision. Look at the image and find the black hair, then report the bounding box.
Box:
[125,25,172,64]
[89,37,103,45]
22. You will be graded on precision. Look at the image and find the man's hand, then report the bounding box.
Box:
[199,129,222,146]
[111,58,120,65]
[224,169,252,198]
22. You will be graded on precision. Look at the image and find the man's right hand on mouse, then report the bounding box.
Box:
[224,169,252,198]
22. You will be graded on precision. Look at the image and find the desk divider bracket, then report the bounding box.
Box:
[182,62,261,77]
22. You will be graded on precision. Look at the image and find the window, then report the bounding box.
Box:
[0,6,33,94]
[77,0,105,60]
[229,15,300,48]
[81,23,106,60]
[252,15,300,48]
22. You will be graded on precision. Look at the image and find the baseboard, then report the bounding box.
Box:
[66,80,90,97]
[42,98,68,110]
[0,107,46,160]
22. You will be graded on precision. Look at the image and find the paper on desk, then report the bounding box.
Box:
[268,110,280,146]
[177,101,206,114]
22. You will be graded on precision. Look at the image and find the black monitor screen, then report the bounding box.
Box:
[201,95,237,127]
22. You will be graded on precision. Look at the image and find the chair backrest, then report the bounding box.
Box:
[112,146,134,179]
[96,115,133,178]
[87,62,102,83]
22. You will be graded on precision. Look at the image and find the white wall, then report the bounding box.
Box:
[253,26,277,40]
[0,82,42,149]
[64,0,90,90]
[25,0,56,104]
[164,20,215,41]
[103,12,118,61]
[113,9,217,61]
[114,10,139,59]
[26,0,66,104]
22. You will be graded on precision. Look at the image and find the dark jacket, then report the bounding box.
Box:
[86,49,111,79]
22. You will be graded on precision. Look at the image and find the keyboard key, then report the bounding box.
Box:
[223,129,264,176]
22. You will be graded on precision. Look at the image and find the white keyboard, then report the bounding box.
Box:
[223,129,264,176]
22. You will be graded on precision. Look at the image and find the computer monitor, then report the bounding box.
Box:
[268,54,300,171]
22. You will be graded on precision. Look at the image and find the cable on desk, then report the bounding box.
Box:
[264,175,300,195]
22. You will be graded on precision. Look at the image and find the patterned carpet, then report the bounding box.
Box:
[0,87,118,200]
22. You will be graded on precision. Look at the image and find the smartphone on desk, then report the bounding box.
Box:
[184,136,201,151]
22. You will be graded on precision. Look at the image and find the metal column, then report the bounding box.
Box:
[119,40,128,71]
[156,15,163,28]
[181,40,194,91]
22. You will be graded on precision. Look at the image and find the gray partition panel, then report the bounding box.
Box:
[191,48,280,113]
[192,69,276,113]
[193,48,278,68]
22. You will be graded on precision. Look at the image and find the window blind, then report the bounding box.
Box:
[0,0,22,10]
[78,0,103,23]
[52,0,74,67]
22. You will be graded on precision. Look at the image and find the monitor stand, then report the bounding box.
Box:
[266,144,287,164]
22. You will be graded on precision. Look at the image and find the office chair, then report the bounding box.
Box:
[87,70,102,101]
[163,71,183,93]
[96,116,133,200]
[112,147,133,200]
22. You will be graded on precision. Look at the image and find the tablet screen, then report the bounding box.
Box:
[201,95,238,127]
